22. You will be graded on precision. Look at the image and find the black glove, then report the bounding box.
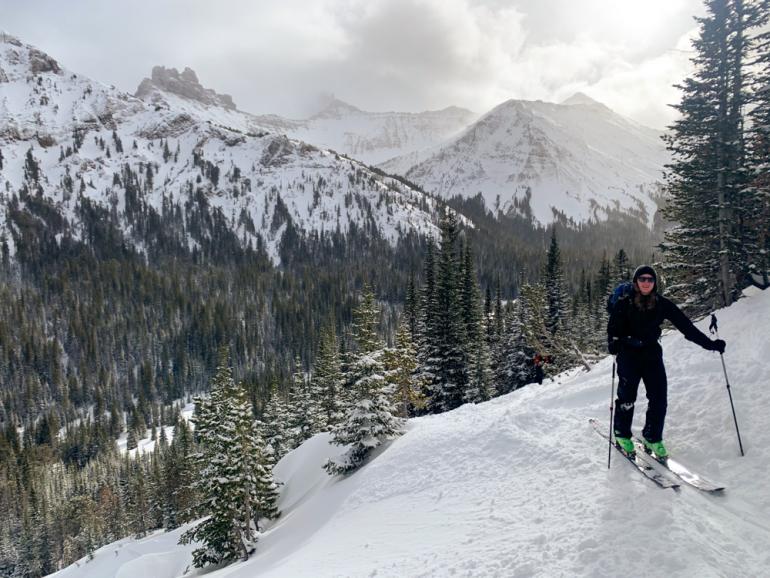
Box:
[608,339,621,355]
[710,339,726,354]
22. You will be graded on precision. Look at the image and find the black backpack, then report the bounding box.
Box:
[606,281,634,315]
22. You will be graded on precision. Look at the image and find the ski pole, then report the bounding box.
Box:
[710,314,745,457]
[608,358,616,469]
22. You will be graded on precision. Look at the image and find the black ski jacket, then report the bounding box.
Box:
[607,294,713,354]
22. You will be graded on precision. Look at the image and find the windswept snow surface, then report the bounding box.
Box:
[52,288,770,577]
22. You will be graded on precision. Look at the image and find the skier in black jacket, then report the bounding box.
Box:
[607,265,726,457]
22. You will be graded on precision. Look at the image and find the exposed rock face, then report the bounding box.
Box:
[135,66,236,110]
[28,47,61,74]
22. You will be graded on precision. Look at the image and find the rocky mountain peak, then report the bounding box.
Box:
[135,65,236,110]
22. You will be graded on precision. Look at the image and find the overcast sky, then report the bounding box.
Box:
[1,0,706,128]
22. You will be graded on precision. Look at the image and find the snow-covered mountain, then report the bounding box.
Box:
[0,35,444,264]
[135,69,477,168]
[51,286,770,577]
[288,98,478,166]
[380,93,670,226]
[116,59,667,231]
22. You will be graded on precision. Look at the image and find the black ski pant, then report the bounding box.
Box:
[613,347,667,443]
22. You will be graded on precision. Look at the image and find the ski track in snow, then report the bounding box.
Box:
[50,288,770,578]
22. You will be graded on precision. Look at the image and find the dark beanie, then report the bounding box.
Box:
[632,265,657,283]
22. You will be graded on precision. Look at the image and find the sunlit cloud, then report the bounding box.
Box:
[0,0,705,128]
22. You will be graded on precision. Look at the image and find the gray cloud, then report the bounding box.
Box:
[1,0,705,128]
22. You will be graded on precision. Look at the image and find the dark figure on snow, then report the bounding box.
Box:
[533,354,545,385]
[607,265,726,457]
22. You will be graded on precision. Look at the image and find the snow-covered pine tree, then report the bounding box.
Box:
[661,0,765,311]
[179,384,235,566]
[286,356,313,450]
[311,324,344,430]
[147,450,165,530]
[487,277,505,393]
[544,231,570,337]
[594,253,612,339]
[494,277,504,340]
[540,233,587,370]
[423,211,469,412]
[161,416,196,530]
[571,269,595,354]
[383,320,425,418]
[350,284,381,355]
[125,428,138,451]
[173,417,198,521]
[460,244,492,403]
[324,286,404,475]
[495,295,536,393]
[260,380,290,462]
[124,455,149,538]
[484,284,493,343]
[467,341,493,403]
[253,432,281,527]
[415,242,439,406]
[180,348,278,567]
[612,248,632,283]
[404,273,419,339]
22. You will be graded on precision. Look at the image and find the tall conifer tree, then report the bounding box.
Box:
[746,3,770,286]
[325,287,403,475]
[422,212,469,412]
[661,0,766,310]
[180,348,278,566]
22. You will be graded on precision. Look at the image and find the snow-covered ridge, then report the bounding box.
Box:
[52,287,770,577]
[380,94,670,226]
[288,97,479,166]
[0,35,444,264]
[117,59,668,230]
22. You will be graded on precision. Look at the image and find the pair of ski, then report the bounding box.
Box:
[589,418,725,493]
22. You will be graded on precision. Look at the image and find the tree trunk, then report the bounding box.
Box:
[717,0,733,307]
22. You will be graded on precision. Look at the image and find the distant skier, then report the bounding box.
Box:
[533,354,544,385]
[607,265,726,457]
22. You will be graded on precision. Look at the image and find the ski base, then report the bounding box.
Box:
[589,419,680,490]
[632,437,725,493]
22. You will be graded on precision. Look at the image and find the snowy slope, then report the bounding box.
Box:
[0,36,443,264]
[380,93,670,227]
[52,287,770,577]
[289,99,478,166]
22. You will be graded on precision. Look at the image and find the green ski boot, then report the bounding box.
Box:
[643,438,668,458]
[614,436,635,455]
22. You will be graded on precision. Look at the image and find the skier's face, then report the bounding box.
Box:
[636,275,655,296]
